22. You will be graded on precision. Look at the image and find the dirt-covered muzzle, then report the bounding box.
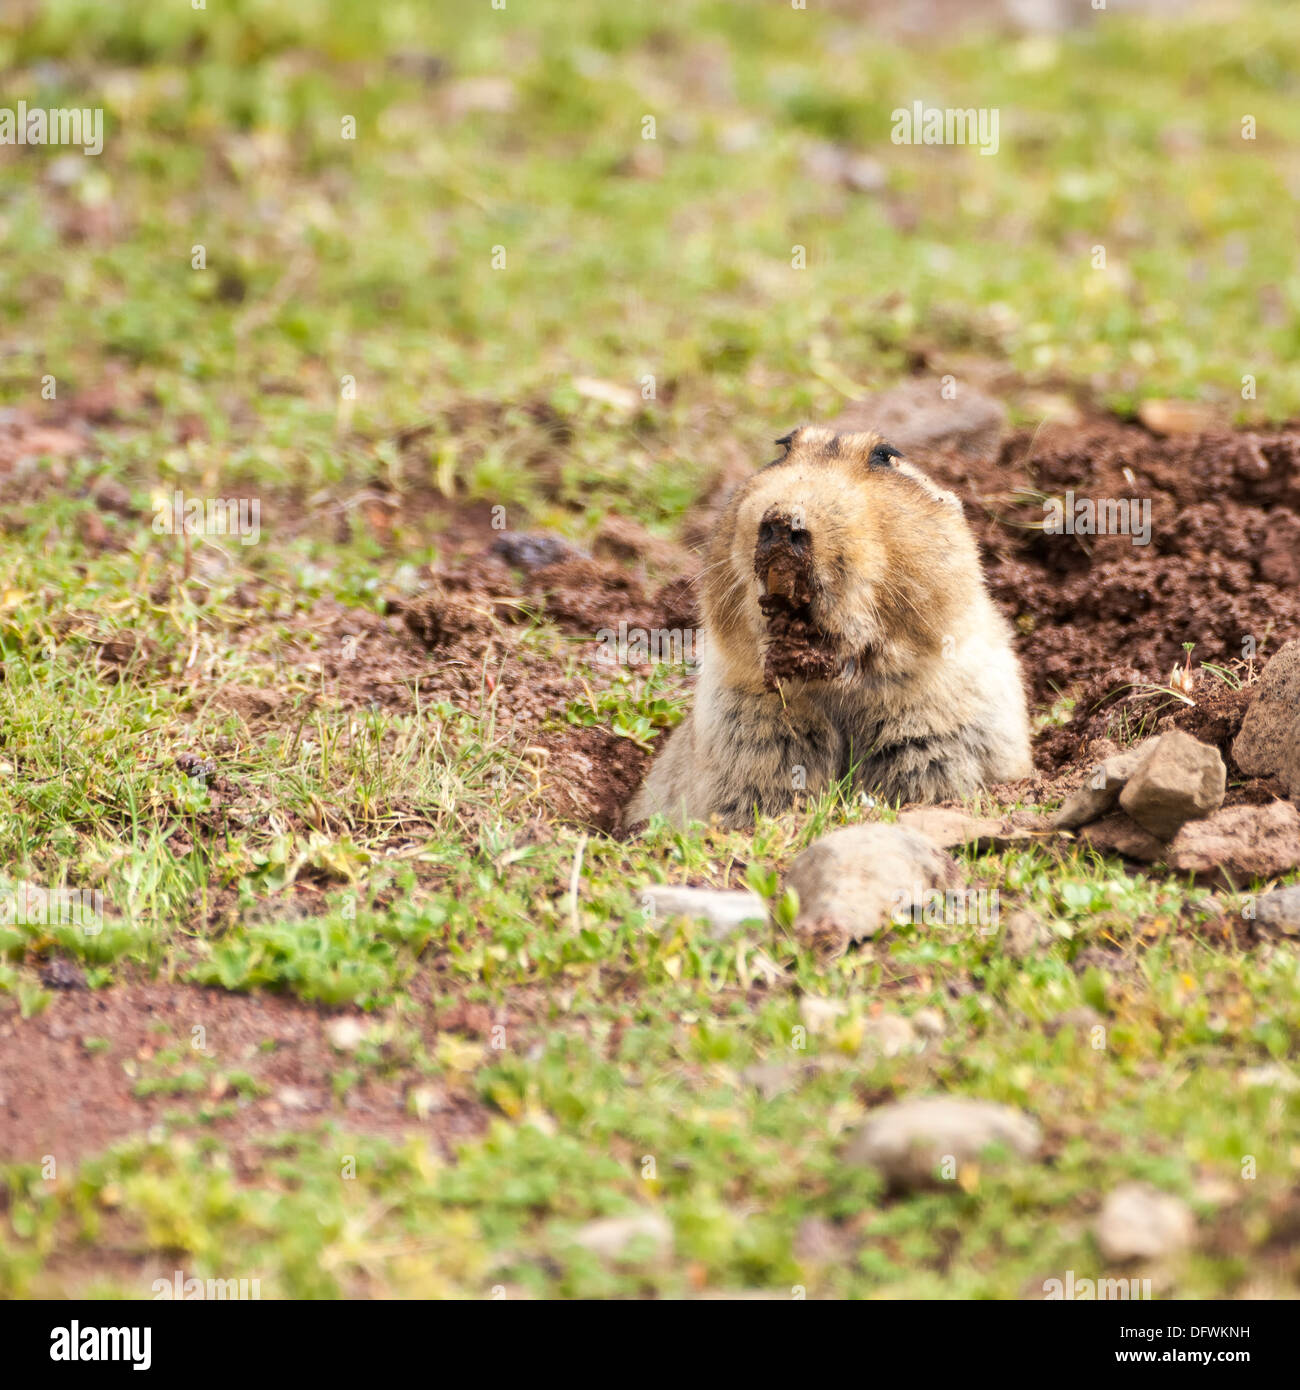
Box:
[752,505,842,689]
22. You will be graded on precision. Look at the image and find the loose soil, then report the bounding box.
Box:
[0,980,492,1165]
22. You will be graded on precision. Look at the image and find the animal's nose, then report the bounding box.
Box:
[758,512,810,547]
[756,508,811,600]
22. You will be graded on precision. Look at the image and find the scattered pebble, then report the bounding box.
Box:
[1232,640,1300,780]
[787,823,961,947]
[1253,885,1300,936]
[1051,738,1156,830]
[638,885,766,939]
[912,1008,946,1038]
[571,1211,672,1260]
[1117,730,1225,840]
[1165,800,1300,882]
[845,1096,1041,1190]
[1095,1182,1194,1262]
[325,1017,368,1052]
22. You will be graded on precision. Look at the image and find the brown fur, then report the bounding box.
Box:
[627,427,1032,828]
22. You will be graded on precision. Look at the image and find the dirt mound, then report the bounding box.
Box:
[539,727,653,834]
[910,422,1300,705]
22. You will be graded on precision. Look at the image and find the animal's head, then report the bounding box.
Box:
[702,426,980,688]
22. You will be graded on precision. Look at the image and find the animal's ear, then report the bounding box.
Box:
[763,426,806,469]
[867,441,903,469]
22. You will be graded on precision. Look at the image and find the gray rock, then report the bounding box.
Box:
[638,885,766,939]
[787,823,961,946]
[1233,641,1300,778]
[1051,739,1157,830]
[799,996,848,1035]
[1238,1064,1300,1092]
[860,1013,919,1058]
[845,1096,1041,1189]
[1001,908,1051,959]
[1095,1183,1194,1262]
[490,531,582,572]
[827,379,1007,464]
[325,1016,368,1052]
[1252,885,1300,936]
[912,1007,946,1038]
[571,1211,672,1260]
[741,1062,802,1100]
[1165,801,1300,883]
[1283,718,1300,801]
[1118,730,1226,839]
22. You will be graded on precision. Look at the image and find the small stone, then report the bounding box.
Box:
[442,76,517,117]
[407,1084,447,1118]
[571,1211,672,1260]
[1233,641,1300,779]
[573,377,641,414]
[1136,399,1222,436]
[912,1007,946,1038]
[793,1216,844,1263]
[1165,800,1300,883]
[40,958,85,990]
[740,1062,800,1100]
[787,823,961,946]
[1283,718,1300,801]
[1253,885,1300,936]
[639,885,766,939]
[1095,1183,1194,1262]
[799,996,848,1035]
[276,1085,315,1111]
[489,531,581,572]
[845,1096,1041,1190]
[325,1016,368,1052]
[1051,739,1156,830]
[92,478,133,515]
[1001,908,1051,959]
[1238,1064,1300,1092]
[1193,1176,1238,1208]
[175,752,218,782]
[1117,731,1225,839]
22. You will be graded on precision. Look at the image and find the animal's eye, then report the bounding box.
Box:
[868,442,902,469]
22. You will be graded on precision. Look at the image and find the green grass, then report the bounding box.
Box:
[1,0,1299,1300]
